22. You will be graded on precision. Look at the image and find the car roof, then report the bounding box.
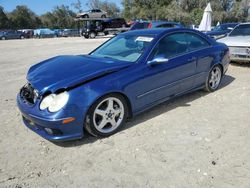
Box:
[238,22,250,25]
[220,23,238,25]
[122,28,205,37]
[151,20,180,24]
[123,28,169,35]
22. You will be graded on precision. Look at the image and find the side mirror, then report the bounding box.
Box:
[147,57,169,66]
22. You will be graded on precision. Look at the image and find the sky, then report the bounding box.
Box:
[0,0,122,15]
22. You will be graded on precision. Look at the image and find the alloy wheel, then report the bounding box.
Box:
[93,97,125,134]
[209,66,222,90]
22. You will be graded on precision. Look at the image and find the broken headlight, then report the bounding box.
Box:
[40,92,69,112]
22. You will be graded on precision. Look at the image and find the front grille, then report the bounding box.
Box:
[20,83,39,104]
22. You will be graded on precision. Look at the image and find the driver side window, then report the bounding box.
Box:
[152,33,188,59]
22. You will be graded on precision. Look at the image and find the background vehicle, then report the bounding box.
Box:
[61,29,80,37]
[0,30,25,40]
[17,28,230,141]
[81,18,129,39]
[102,18,128,28]
[53,29,64,37]
[218,23,250,63]
[130,21,184,31]
[130,21,150,30]
[34,28,58,38]
[206,23,238,39]
[77,9,107,18]
[18,29,34,38]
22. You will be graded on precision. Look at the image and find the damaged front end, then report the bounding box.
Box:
[17,82,88,141]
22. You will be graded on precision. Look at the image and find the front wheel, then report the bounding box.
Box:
[85,94,128,137]
[205,65,222,92]
[83,35,89,39]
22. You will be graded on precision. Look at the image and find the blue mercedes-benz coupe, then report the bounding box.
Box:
[17,28,230,141]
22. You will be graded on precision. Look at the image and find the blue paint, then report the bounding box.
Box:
[17,28,230,141]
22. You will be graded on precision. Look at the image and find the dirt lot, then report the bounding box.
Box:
[0,37,250,188]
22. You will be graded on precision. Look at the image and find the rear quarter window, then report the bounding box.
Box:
[186,33,210,51]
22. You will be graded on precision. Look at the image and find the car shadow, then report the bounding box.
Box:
[230,62,250,68]
[54,75,235,148]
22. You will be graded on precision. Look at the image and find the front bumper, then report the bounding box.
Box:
[17,94,85,141]
[230,54,250,63]
[229,47,250,63]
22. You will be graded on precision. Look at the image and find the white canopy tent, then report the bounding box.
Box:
[198,3,212,32]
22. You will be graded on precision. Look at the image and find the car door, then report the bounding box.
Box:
[185,32,214,87]
[92,9,100,18]
[5,31,11,39]
[96,9,102,17]
[130,32,197,111]
[14,31,19,39]
[11,30,19,39]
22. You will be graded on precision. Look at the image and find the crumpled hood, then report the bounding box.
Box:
[27,55,131,94]
[217,36,250,47]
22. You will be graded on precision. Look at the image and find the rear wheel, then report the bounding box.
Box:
[83,14,89,18]
[101,15,106,18]
[20,35,24,39]
[205,65,222,92]
[1,36,6,40]
[85,94,128,137]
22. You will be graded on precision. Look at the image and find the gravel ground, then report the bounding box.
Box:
[0,37,250,188]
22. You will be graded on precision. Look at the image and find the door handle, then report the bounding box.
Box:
[187,57,196,62]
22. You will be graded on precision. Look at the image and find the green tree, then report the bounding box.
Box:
[190,8,203,25]
[122,0,133,20]
[72,0,83,13]
[0,6,10,29]
[40,5,76,29]
[8,5,41,29]
[120,0,249,25]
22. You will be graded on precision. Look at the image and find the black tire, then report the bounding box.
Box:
[1,36,6,40]
[83,35,89,39]
[89,32,96,39]
[83,14,89,18]
[101,15,106,18]
[205,65,223,92]
[20,35,25,39]
[85,94,128,137]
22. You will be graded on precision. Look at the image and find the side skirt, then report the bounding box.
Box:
[132,85,204,117]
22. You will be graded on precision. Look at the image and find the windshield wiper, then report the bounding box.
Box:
[103,56,117,60]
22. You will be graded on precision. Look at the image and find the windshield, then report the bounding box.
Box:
[90,34,155,62]
[229,24,250,36]
[212,25,222,31]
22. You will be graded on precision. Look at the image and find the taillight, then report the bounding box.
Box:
[148,23,152,28]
